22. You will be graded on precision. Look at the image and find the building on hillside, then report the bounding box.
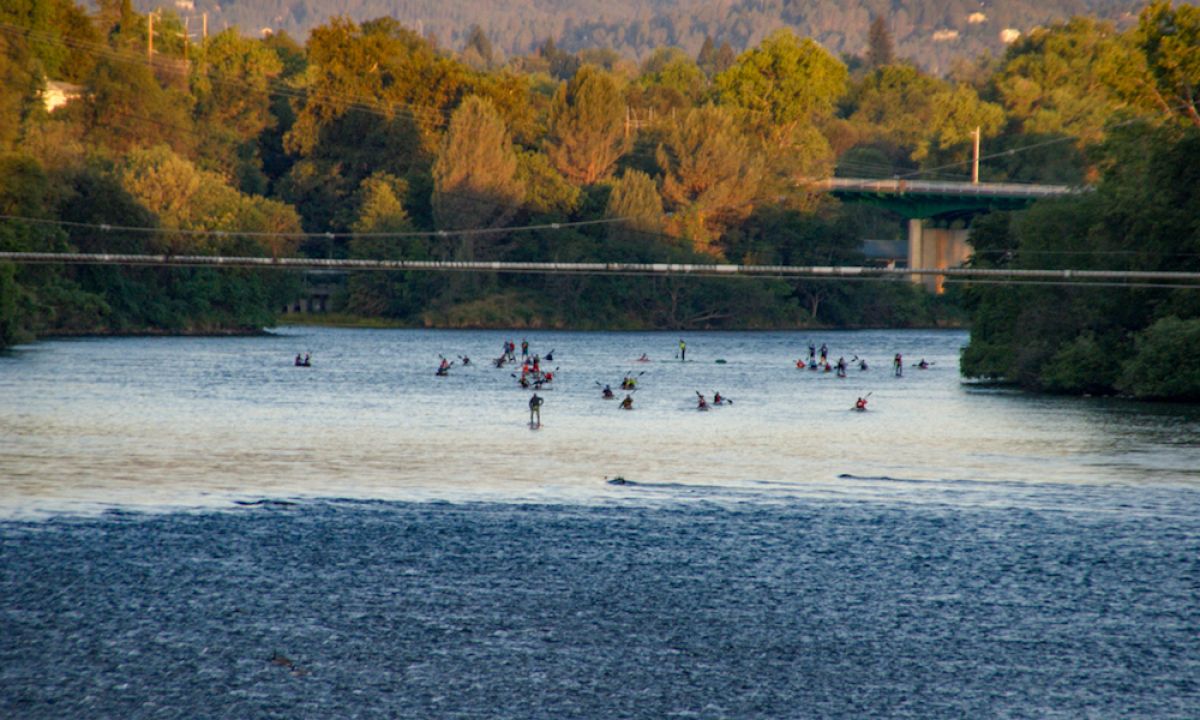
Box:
[41,81,84,113]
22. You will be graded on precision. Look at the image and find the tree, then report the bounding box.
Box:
[545,64,630,185]
[657,105,764,255]
[847,65,1004,166]
[516,150,580,217]
[1119,317,1200,399]
[993,18,1151,145]
[431,94,525,287]
[191,29,283,182]
[961,124,1200,395]
[714,42,736,76]
[605,169,663,244]
[343,171,435,318]
[697,35,718,78]
[716,29,848,136]
[638,47,705,107]
[118,145,301,252]
[0,29,39,152]
[1134,0,1200,127]
[81,53,195,156]
[867,16,895,69]
[1,0,99,82]
[286,17,469,161]
[462,24,496,70]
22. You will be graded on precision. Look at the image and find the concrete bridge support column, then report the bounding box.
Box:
[907,219,972,293]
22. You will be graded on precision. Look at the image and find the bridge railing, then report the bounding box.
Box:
[814,178,1081,198]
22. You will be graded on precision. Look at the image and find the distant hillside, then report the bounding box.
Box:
[145,0,1149,74]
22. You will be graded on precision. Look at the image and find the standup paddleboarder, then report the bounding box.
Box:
[679,339,687,362]
[529,393,544,428]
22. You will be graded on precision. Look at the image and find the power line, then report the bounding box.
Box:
[0,213,627,240]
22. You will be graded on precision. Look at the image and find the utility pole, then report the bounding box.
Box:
[972,126,981,184]
[202,12,207,40]
[147,11,153,60]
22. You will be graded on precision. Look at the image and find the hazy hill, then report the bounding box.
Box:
[141,0,1151,73]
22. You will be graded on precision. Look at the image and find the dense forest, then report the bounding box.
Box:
[133,0,1148,75]
[2,1,1199,398]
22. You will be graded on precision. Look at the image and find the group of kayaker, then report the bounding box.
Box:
[296,336,904,425]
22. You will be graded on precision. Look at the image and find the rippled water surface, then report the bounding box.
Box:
[2,328,1198,717]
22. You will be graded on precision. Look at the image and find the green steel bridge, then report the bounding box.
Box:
[817,178,1084,291]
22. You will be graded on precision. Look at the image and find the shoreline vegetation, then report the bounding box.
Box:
[274,310,970,332]
[1,2,1197,399]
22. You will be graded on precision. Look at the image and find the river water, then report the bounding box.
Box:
[1,327,1198,717]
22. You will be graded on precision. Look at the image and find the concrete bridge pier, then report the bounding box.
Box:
[907,219,971,293]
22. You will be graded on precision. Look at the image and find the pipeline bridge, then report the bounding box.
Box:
[4,179,1172,312]
[2,252,1197,289]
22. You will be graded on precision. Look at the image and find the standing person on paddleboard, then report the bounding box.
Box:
[679,338,687,361]
[529,393,544,428]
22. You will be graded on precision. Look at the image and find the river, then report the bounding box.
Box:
[1,327,1198,717]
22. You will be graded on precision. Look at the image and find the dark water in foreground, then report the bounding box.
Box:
[2,496,1198,718]
[2,328,1199,717]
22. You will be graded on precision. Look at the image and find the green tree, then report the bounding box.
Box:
[342,171,439,318]
[516,150,580,217]
[81,52,195,156]
[716,29,848,138]
[0,23,40,152]
[632,48,706,115]
[545,64,630,185]
[605,168,664,243]
[961,124,1200,395]
[118,145,301,253]
[1134,0,1200,127]
[286,17,469,161]
[657,105,764,255]
[993,18,1151,144]
[191,29,283,181]
[462,24,496,70]
[1119,317,1200,399]
[867,16,895,69]
[848,65,1004,163]
[432,95,524,232]
[697,35,718,78]
[1,0,99,82]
